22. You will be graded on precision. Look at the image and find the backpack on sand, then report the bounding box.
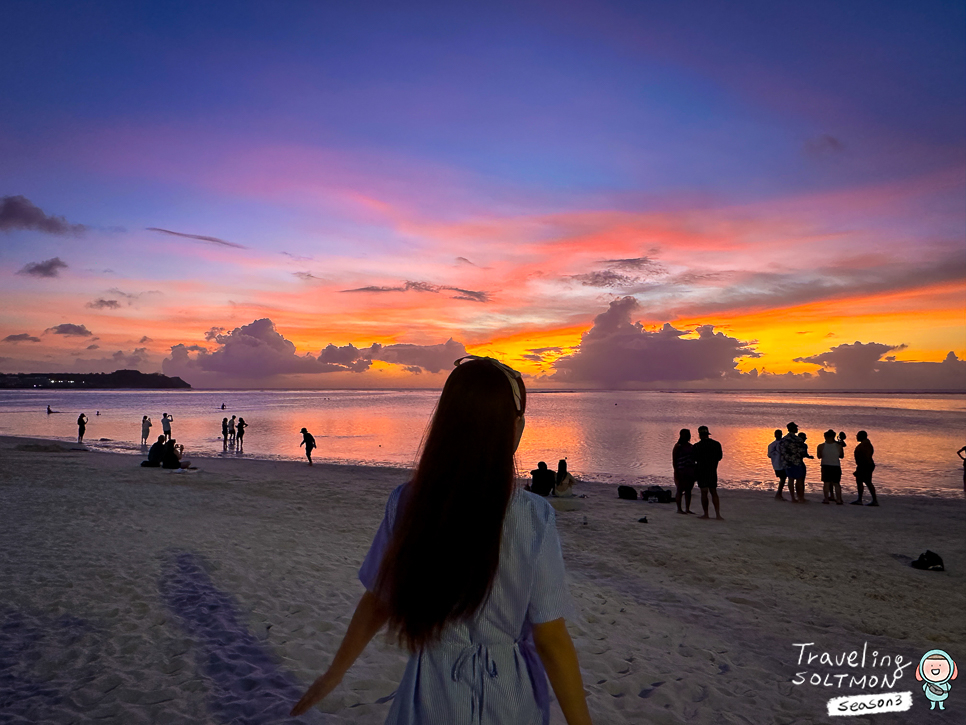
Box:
[617,485,639,500]
[911,550,944,572]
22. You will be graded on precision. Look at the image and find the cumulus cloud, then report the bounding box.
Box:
[1,196,86,235]
[146,227,246,249]
[552,297,759,385]
[793,342,963,390]
[2,333,41,343]
[44,323,93,337]
[365,338,467,374]
[86,299,121,310]
[161,318,469,385]
[341,280,489,302]
[203,326,226,341]
[17,257,69,278]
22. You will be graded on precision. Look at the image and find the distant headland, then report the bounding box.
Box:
[0,369,191,389]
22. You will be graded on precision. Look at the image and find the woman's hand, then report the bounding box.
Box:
[290,670,342,716]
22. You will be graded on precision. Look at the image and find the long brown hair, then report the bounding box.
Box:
[375,358,526,651]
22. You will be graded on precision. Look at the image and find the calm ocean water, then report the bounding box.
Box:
[1,389,963,497]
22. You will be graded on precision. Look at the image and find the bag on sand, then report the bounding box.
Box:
[617,485,639,500]
[911,550,944,572]
[641,486,674,503]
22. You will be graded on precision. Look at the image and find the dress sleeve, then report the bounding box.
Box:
[358,485,404,592]
[528,505,578,623]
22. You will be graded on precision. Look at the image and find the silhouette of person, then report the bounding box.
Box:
[47,405,52,415]
[161,438,191,469]
[228,415,236,444]
[236,417,247,450]
[553,459,576,497]
[300,428,316,465]
[77,413,88,443]
[958,446,966,493]
[818,429,844,504]
[672,428,696,514]
[141,415,152,445]
[528,461,555,496]
[767,429,787,499]
[141,435,166,467]
[222,403,226,410]
[161,413,173,441]
[221,417,229,449]
[692,425,723,520]
[780,422,807,503]
[852,430,878,506]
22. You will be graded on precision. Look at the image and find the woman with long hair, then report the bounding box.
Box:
[291,356,593,724]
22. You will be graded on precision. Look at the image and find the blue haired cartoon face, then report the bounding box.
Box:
[917,649,958,711]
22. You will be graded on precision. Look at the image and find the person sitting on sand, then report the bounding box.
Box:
[77,413,88,443]
[291,355,593,725]
[141,415,152,445]
[300,428,316,465]
[767,429,787,500]
[779,423,807,503]
[673,428,697,514]
[161,438,191,469]
[818,429,844,505]
[141,435,166,467]
[692,425,723,520]
[236,417,247,450]
[161,413,173,441]
[852,430,879,506]
[528,461,555,496]
[553,459,577,497]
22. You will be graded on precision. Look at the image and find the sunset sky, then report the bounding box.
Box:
[2,1,964,389]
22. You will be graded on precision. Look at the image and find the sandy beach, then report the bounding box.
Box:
[1,435,963,724]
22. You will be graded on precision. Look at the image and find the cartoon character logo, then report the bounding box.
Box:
[916,649,958,711]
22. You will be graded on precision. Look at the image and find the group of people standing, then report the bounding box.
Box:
[671,426,724,520]
[767,422,879,506]
[221,414,248,450]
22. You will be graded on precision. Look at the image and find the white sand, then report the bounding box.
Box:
[1,435,963,724]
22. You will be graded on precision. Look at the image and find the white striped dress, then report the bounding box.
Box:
[359,484,577,725]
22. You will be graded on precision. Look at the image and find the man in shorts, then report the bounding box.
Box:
[780,422,807,503]
[672,428,697,514]
[817,429,844,504]
[767,429,787,499]
[692,425,723,520]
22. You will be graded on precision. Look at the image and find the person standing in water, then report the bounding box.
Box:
[77,413,88,443]
[290,356,593,724]
[228,415,237,445]
[161,413,173,441]
[221,417,229,449]
[957,445,966,494]
[236,417,248,451]
[141,415,152,445]
[299,428,316,465]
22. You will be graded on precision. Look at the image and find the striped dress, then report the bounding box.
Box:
[359,484,577,725]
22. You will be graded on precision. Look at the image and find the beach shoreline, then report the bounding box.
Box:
[2,435,964,723]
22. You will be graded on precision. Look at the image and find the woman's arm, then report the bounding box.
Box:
[290,590,390,716]
[533,618,594,725]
